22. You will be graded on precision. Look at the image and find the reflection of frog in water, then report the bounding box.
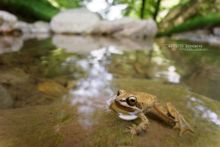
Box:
[109,89,193,135]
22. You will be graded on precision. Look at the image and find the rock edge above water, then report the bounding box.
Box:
[0,9,157,39]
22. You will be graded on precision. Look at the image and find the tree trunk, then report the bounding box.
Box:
[159,0,199,31]
[153,0,161,21]
[140,0,146,19]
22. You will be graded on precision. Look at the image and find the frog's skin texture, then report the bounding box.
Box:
[109,89,194,135]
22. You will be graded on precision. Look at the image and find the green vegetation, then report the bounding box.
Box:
[159,13,220,36]
[53,0,81,9]
[0,0,220,33]
[114,0,163,21]
[0,0,59,21]
[0,0,81,21]
[159,0,220,35]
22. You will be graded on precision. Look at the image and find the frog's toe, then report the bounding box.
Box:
[128,123,147,135]
[173,115,194,135]
[166,103,194,135]
[125,124,138,135]
[124,128,136,135]
[130,127,138,136]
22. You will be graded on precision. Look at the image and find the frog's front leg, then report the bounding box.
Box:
[128,112,149,135]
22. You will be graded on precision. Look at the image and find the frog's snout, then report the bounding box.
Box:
[106,95,116,106]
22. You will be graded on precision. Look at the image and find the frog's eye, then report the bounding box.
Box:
[126,96,137,106]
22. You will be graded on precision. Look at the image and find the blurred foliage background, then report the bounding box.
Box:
[0,0,219,33]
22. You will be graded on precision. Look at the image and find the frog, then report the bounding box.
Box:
[108,89,194,135]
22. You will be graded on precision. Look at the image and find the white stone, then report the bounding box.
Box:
[0,10,17,32]
[14,21,31,33]
[14,21,50,34]
[50,8,101,34]
[13,21,50,40]
[114,18,157,39]
[91,17,157,39]
[91,18,133,34]
[213,27,220,36]
[32,21,50,33]
[50,9,157,38]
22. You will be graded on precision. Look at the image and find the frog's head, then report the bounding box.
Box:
[115,89,142,112]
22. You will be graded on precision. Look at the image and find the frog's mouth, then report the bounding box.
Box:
[107,95,137,112]
[115,100,136,112]
[115,99,142,112]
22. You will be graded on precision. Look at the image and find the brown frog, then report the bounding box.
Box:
[109,89,193,135]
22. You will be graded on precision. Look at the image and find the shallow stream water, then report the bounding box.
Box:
[0,35,220,147]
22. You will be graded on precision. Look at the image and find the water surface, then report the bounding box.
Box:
[0,35,220,147]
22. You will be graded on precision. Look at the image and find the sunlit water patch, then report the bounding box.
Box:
[152,43,181,83]
[189,97,220,126]
[66,46,122,126]
[155,66,180,83]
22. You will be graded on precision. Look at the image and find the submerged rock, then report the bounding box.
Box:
[37,80,67,97]
[0,68,30,86]
[0,85,13,109]
[0,79,220,147]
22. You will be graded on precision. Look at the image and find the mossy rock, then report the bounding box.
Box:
[0,79,219,147]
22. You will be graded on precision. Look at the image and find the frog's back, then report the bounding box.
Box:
[133,91,157,108]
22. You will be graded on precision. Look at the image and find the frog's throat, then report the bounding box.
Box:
[115,100,141,112]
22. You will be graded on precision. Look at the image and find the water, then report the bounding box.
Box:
[0,35,220,147]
